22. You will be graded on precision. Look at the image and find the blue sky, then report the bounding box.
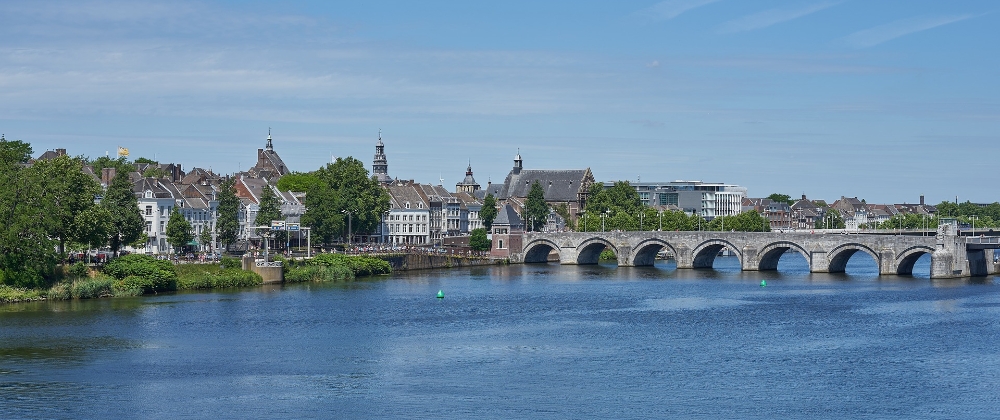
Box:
[2,0,997,204]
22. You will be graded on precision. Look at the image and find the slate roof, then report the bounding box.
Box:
[385,181,431,210]
[498,168,594,202]
[493,204,523,229]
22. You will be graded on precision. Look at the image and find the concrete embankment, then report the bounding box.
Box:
[378,254,503,271]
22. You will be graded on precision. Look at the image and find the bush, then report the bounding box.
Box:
[70,277,113,299]
[599,249,617,261]
[47,283,71,300]
[220,257,241,269]
[0,284,46,303]
[176,267,262,290]
[308,254,391,277]
[103,255,177,294]
[285,265,354,283]
[69,261,90,279]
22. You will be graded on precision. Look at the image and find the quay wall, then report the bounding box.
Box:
[378,254,501,271]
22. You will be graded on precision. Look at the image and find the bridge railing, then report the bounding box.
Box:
[967,236,1000,245]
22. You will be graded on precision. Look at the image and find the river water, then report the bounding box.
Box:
[3,254,1000,419]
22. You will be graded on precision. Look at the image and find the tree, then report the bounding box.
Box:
[767,193,794,206]
[30,155,101,259]
[480,193,498,230]
[708,211,770,232]
[103,171,145,257]
[525,181,549,232]
[0,138,57,287]
[816,208,845,229]
[199,226,214,253]
[89,155,132,175]
[302,157,390,244]
[469,228,491,251]
[73,204,113,255]
[585,181,641,215]
[276,172,322,192]
[166,208,193,254]
[216,178,240,251]
[255,185,284,247]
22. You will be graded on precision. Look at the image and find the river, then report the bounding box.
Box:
[2,254,1000,419]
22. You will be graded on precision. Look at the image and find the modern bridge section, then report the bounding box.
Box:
[515,228,994,279]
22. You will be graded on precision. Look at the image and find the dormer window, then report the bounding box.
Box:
[144,190,153,198]
[405,202,411,209]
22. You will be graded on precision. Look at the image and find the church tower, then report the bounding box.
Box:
[456,162,481,193]
[373,130,391,183]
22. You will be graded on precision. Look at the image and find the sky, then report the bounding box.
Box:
[2,0,998,204]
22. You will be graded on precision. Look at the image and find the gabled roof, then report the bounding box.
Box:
[493,204,523,228]
[498,168,593,202]
[385,180,431,210]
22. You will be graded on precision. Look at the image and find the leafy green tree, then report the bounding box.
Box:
[525,181,549,232]
[215,178,240,251]
[74,204,113,254]
[142,167,169,178]
[469,228,491,251]
[816,208,845,229]
[30,155,101,259]
[876,214,940,230]
[585,181,641,215]
[480,193,498,230]
[89,155,132,175]
[103,171,144,257]
[276,172,322,192]
[199,226,214,252]
[0,138,56,287]
[255,185,284,247]
[133,157,157,164]
[302,157,390,244]
[166,208,194,254]
[767,193,794,206]
[708,211,770,232]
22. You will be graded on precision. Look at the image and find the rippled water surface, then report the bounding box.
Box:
[3,255,1000,419]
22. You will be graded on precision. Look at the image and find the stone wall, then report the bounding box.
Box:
[378,254,501,271]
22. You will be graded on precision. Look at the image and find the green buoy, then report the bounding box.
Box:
[760,280,767,288]
[436,290,444,299]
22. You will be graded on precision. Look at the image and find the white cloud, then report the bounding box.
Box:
[642,0,721,21]
[717,1,840,34]
[842,14,977,48]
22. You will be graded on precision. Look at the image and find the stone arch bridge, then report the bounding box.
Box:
[513,230,996,278]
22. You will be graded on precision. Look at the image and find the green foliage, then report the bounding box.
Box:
[31,155,102,258]
[302,157,391,244]
[103,254,177,293]
[586,181,642,215]
[285,265,354,283]
[69,262,90,279]
[174,264,262,289]
[469,228,491,251]
[480,194,498,230]
[133,157,157,165]
[216,178,241,250]
[0,138,57,288]
[0,285,46,303]
[599,249,617,260]
[103,171,144,256]
[767,193,794,206]
[301,253,392,277]
[220,257,242,269]
[707,211,771,232]
[46,283,71,300]
[166,208,194,253]
[816,208,846,229]
[525,181,549,232]
[142,167,169,178]
[255,185,285,245]
[69,277,114,299]
[276,172,322,192]
[199,226,213,251]
[88,156,132,175]
[74,204,112,251]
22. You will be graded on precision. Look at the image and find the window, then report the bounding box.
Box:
[498,239,504,249]
[145,206,152,216]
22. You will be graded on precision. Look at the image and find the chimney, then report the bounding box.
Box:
[101,167,117,185]
[56,148,67,157]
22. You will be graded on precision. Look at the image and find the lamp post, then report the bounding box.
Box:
[639,210,644,232]
[658,210,663,231]
[601,212,607,232]
[971,215,978,237]
[342,210,352,251]
[582,210,587,232]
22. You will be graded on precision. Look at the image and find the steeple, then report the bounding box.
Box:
[373,129,390,183]
[266,128,273,151]
[456,160,480,193]
[513,149,522,174]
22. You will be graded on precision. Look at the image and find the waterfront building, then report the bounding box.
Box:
[614,181,747,219]
[490,204,524,259]
[742,197,793,230]
[831,196,870,231]
[455,163,481,194]
[247,131,290,181]
[384,180,432,245]
[494,152,595,223]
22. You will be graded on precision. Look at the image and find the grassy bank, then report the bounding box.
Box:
[284,253,391,283]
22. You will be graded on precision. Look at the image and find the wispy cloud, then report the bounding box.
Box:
[842,14,977,48]
[641,0,721,21]
[717,1,840,34]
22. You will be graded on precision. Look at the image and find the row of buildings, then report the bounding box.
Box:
[33,131,942,255]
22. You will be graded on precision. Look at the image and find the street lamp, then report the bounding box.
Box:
[970,215,978,237]
[658,210,663,231]
[581,210,587,233]
[342,210,352,251]
[638,211,644,232]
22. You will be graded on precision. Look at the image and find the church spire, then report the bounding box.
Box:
[266,128,273,151]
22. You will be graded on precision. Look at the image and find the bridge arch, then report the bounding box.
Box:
[576,237,618,265]
[894,245,935,275]
[757,241,810,271]
[692,239,742,269]
[827,243,880,273]
[629,238,679,267]
[522,239,562,264]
